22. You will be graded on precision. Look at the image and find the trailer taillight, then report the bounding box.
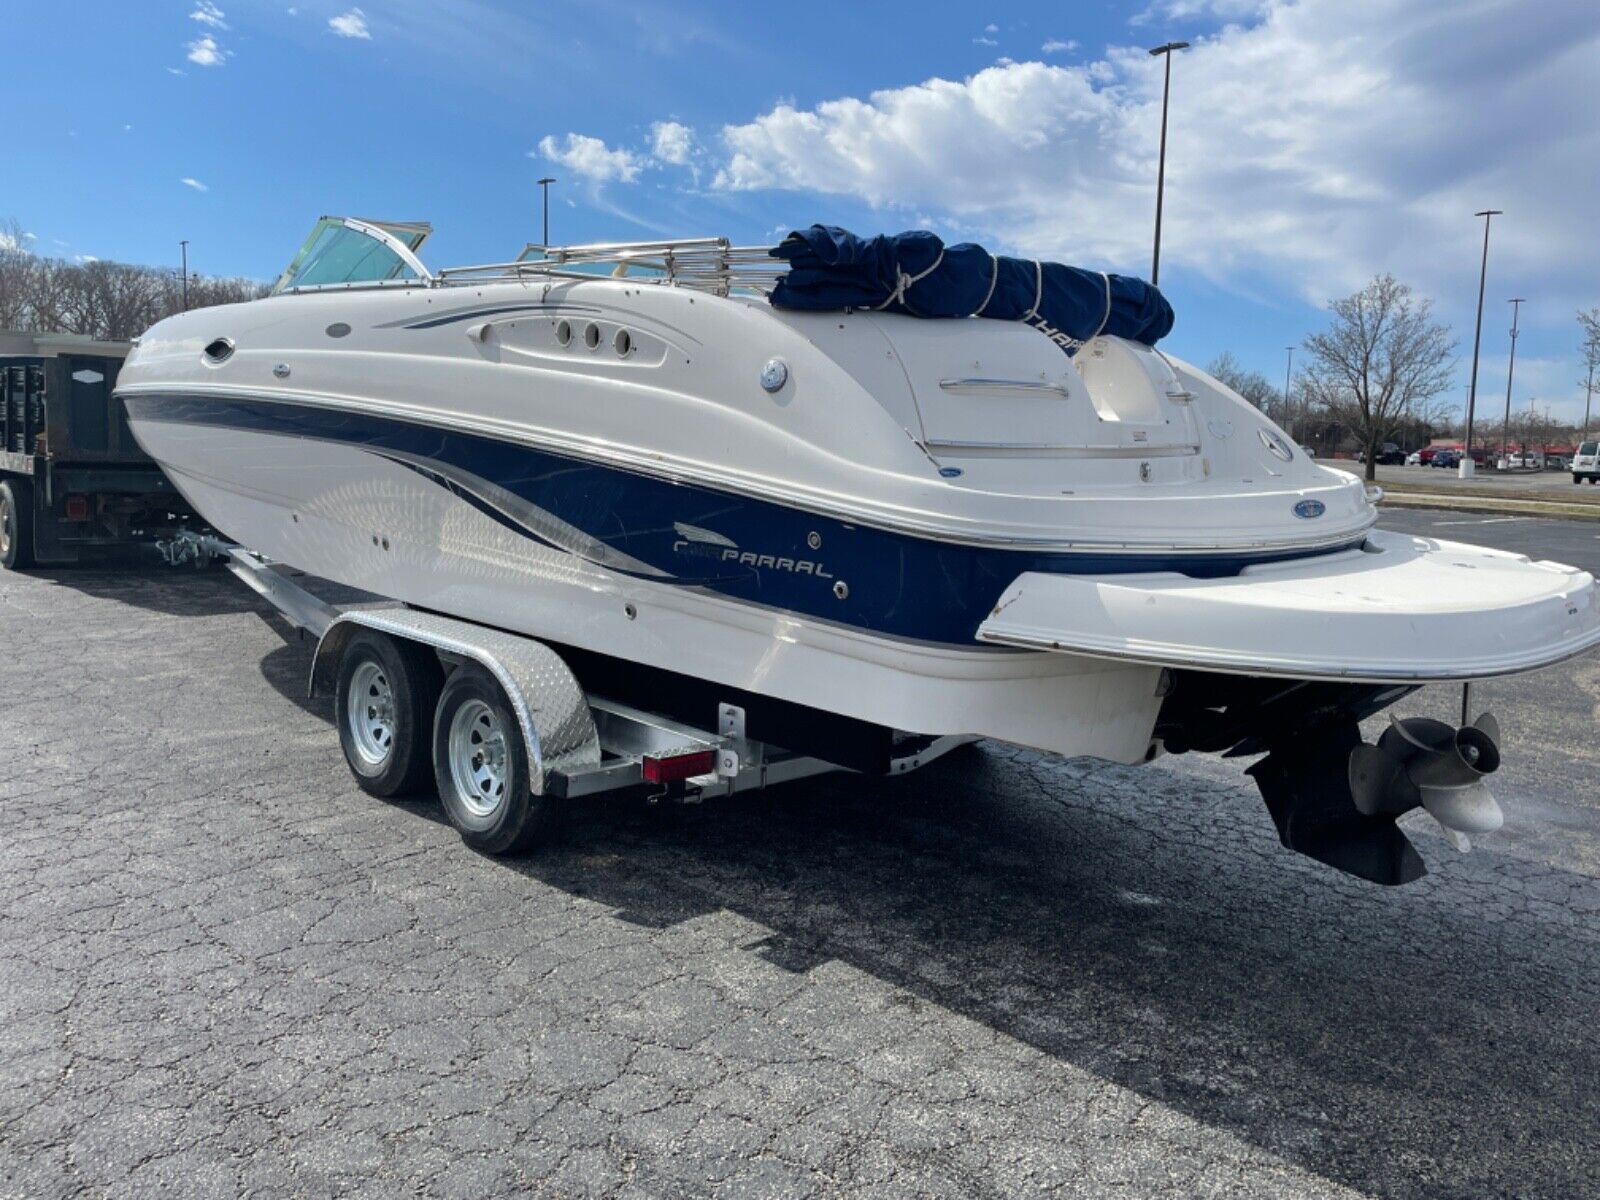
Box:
[641,748,717,784]
[64,495,90,521]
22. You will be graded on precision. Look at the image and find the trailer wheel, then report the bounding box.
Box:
[433,666,554,854]
[334,631,442,797]
[0,479,35,570]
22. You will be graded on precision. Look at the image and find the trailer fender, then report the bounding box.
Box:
[310,608,601,794]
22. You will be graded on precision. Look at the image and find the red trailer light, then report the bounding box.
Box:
[641,748,717,784]
[64,494,91,521]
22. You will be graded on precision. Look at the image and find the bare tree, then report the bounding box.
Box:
[1205,352,1280,418]
[0,216,265,341]
[0,217,41,329]
[1579,307,1600,441]
[1301,275,1457,481]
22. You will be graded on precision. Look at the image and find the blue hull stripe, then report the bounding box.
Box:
[123,393,1356,646]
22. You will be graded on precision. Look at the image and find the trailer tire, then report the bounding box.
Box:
[0,479,35,571]
[335,631,442,797]
[433,665,554,854]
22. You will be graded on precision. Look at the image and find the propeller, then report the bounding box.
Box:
[1349,713,1503,850]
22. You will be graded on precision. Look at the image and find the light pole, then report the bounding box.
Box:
[1583,361,1596,444]
[1499,298,1524,468]
[1282,345,1295,439]
[1461,209,1501,477]
[537,177,556,248]
[1147,41,1188,287]
[179,239,189,311]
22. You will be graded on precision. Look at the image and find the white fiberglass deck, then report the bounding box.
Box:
[976,529,1600,682]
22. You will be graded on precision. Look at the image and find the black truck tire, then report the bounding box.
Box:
[0,478,36,570]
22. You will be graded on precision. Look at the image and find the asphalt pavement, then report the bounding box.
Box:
[2,515,1598,1198]
[1373,462,1600,498]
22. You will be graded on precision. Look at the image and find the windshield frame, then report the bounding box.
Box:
[271,216,435,295]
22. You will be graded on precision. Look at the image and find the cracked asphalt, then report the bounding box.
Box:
[2,525,1598,1197]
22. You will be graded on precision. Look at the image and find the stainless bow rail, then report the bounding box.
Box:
[436,237,788,297]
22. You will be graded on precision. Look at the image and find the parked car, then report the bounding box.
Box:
[1405,451,1423,466]
[1360,442,1406,465]
[1574,440,1600,484]
[1431,450,1461,468]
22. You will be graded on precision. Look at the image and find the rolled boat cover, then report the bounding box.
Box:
[769,225,1174,349]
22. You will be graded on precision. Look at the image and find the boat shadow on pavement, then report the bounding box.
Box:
[242,571,1600,1200]
[40,564,1596,1200]
[526,752,1599,1200]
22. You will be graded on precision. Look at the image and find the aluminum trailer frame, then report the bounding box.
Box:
[169,533,972,808]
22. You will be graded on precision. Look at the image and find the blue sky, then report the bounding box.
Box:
[6,0,1599,422]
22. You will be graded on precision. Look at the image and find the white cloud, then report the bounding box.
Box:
[189,2,227,29]
[74,255,99,264]
[985,23,999,33]
[185,35,229,66]
[166,66,187,76]
[972,36,997,46]
[0,231,29,254]
[329,8,371,39]
[1042,38,1078,53]
[1134,0,1270,24]
[650,120,695,165]
[536,133,642,184]
[180,177,209,192]
[287,5,298,13]
[716,0,1600,319]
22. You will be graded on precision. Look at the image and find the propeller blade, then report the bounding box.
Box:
[1420,782,1504,836]
[1349,743,1412,816]
[1472,711,1502,748]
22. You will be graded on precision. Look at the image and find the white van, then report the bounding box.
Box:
[1574,441,1600,484]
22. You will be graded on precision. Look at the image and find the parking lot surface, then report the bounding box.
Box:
[1374,462,1600,497]
[3,511,1598,1198]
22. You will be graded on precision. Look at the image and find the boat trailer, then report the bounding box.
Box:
[160,532,970,831]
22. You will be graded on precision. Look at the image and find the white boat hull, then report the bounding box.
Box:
[138,416,1167,762]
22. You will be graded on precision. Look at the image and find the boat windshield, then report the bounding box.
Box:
[272,217,433,294]
[516,244,667,280]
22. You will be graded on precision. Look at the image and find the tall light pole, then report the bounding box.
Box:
[537,177,556,248]
[1582,361,1596,444]
[179,240,189,311]
[1282,345,1295,439]
[1147,41,1189,287]
[1499,298,1524,467]
[1461,209,1501,477]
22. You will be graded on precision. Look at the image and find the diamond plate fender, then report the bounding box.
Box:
[310,606,601,793]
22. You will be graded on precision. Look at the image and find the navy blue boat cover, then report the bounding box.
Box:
[769,225,1173,351]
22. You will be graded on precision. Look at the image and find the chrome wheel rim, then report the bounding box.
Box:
[346,661,395,768]
[448,698,507,819]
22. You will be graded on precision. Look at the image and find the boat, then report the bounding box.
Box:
[117,216,1600,884]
